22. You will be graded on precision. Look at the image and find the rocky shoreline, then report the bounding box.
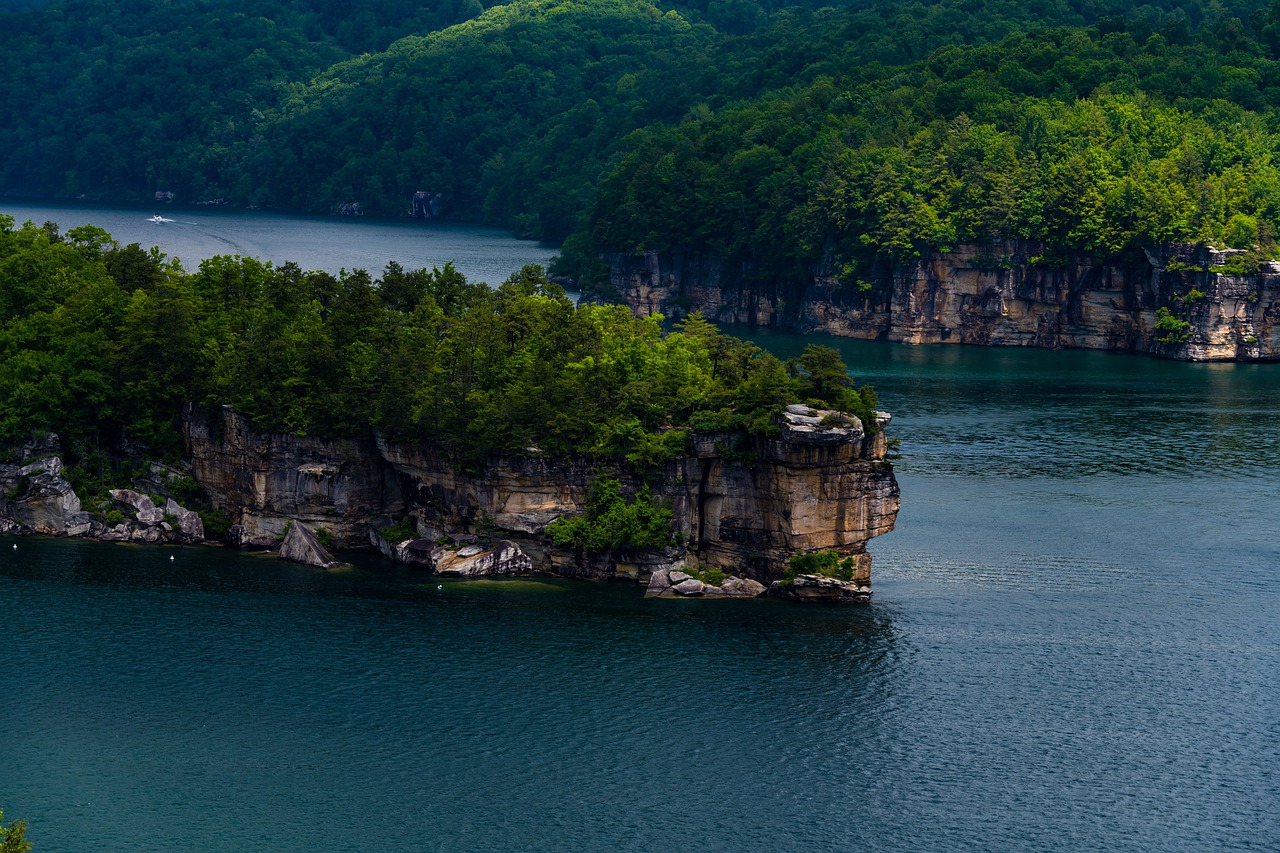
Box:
[2,400,900,602]
[609,240,1280,362]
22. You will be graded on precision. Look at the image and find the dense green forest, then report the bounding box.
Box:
[579,18,1280,289]
[0,215,877,475]
[3,0,1278,256]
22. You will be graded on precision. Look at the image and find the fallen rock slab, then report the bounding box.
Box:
[279,520,345,569]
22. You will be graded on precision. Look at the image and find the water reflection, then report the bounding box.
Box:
[734,328,1280,482]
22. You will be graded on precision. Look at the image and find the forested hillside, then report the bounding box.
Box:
[3,0,1275,254]
[578,16,1280,290]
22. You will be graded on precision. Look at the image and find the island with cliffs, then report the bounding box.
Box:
[0,217,898,601]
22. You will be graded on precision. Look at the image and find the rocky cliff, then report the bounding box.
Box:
[2,404,899,595]
[608,241,1280,361]
[181,403,899,587]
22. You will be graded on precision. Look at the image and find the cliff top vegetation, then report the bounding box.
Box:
[0,215,876,474]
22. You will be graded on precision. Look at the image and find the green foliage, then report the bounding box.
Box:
[1154,307,1192,344]
[5,476,27,501]
[168,477,202,505]
[573,8,1280,275]
[784,549,857,583]
[546,476,673,554]
[1210,255,1263,275]
[687,565,726,586]
[787,345,881,433]
[379,518,417,543]
[314,526,335,549]
[4,0,1273,250]
[104,509,124,526]
[0,808,31,853]
[0,228,878,471]
[198,508,233,539]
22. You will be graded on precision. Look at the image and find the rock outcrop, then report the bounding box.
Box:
[3,457,86,534]
[183,404,396,548]
[608,241,1280,362]
[645,568,768,598]
[0,456,206,544]
[182,401,899,590]
[279,520,345,569]
[2,399,900,599]
[432,540,533,578]
[768,574,874,603]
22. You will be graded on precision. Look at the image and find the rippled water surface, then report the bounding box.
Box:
[3,327,1279,850]
[0,202,555,284]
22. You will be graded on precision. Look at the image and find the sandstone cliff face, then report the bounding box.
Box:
[608,242,1280,362]
[182,404,399,547]
[182,403,900,585]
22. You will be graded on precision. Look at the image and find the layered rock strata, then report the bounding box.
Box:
[607,241,1280,361]
[181,402,899,589]
[1,403,899,597]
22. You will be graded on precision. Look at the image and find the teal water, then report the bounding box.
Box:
[3,334,1277,851]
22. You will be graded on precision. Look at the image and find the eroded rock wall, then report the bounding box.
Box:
[609,242,1280,361]
[182,403,899,584]
[183,404,398,547]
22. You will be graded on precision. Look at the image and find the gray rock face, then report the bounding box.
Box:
[719,576,768,598]
[110,489,165,524]
[6,457,82,534]
[184,403,897,590]
[164,498,205,541]
[768,574,872,603]
[278,520,344,569]
[611,242,1280,362]
[183,404,397,548]
[432,539,532,578]
[672,578,706,595]
[0,483,209,545]
[781,404,864,445]
[19,433,61,462]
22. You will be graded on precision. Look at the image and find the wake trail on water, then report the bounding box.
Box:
[182,222,249,256]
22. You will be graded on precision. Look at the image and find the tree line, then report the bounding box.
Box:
[0,215,877,475]
[570,9,1280,292]
[3,0,1274,252]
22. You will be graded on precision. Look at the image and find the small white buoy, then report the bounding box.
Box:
[437,584,443,590]
[170,555,175,561]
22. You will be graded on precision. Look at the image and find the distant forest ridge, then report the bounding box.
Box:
[2,0,1279,275]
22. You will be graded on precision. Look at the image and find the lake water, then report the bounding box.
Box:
[2,213,1278,851]
[0,202,556,285]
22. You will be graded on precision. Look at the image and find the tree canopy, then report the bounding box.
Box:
[0,216,873,472]
[0,808,31,853]
[572,9,1280,292]
[4,0,1279,256]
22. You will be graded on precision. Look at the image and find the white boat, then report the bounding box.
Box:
[149,214,169,223]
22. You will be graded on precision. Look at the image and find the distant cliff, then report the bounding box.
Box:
[609,241,1280,362]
